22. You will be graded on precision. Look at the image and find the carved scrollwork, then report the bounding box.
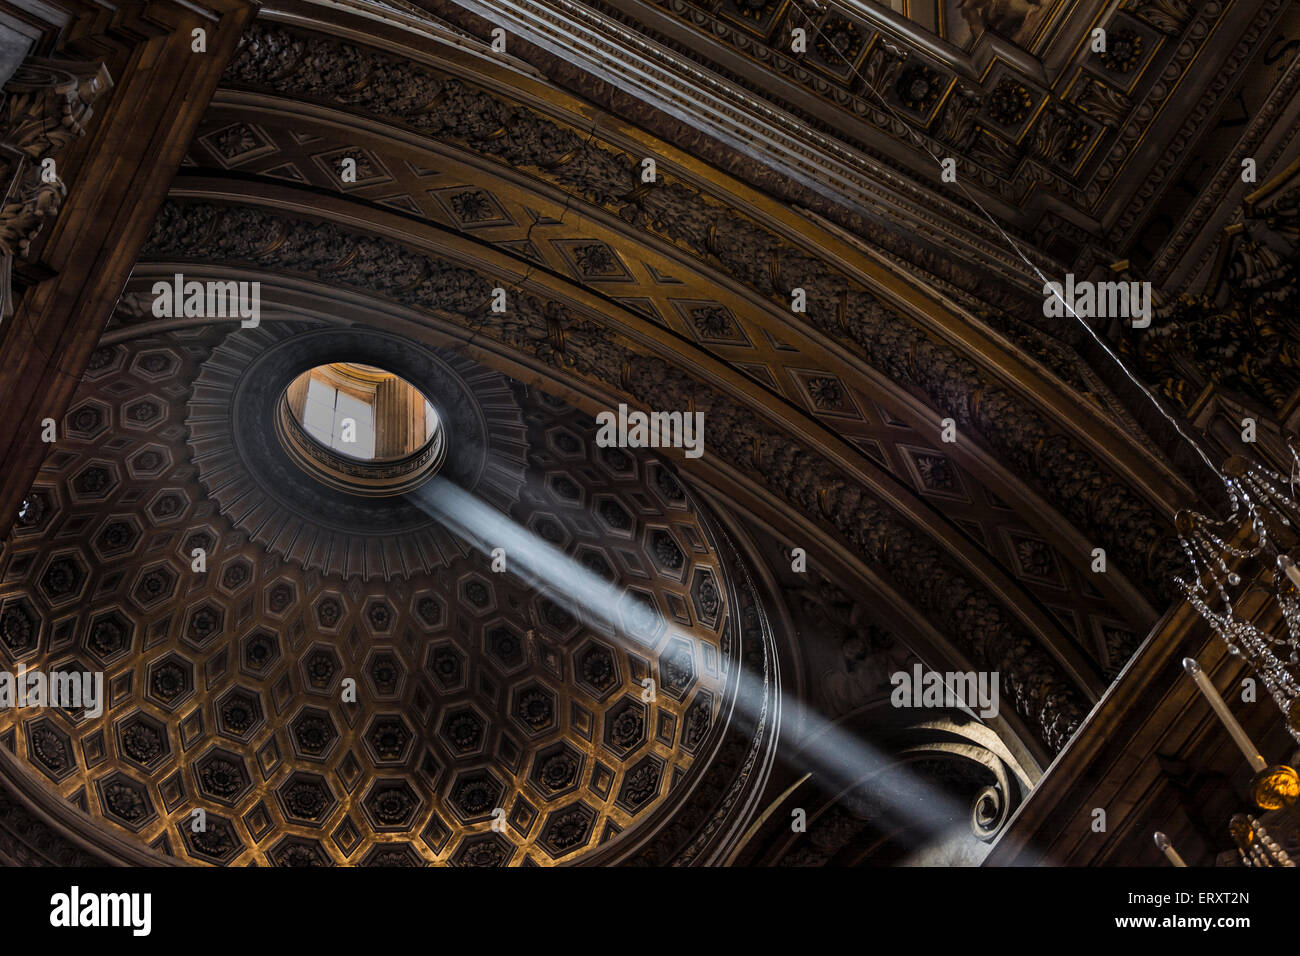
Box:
[0,57,110,317]
[1071,77,1131,130]
[1120,166,1300,414]
[971,784,1009,840]
[1127,0,1194,35]
[2,60,107,158]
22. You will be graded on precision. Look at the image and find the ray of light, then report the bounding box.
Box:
[412,476,993,853]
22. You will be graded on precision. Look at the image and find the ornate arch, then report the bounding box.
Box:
[133,194,1091,759]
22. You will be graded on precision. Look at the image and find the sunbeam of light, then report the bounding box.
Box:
[414,476,998,856]
[758,671,967,838]
[416,476,623,633]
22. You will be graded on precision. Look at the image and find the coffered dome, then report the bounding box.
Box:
[0,321,745,865]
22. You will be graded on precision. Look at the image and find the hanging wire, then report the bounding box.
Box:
[792,6,1300,747]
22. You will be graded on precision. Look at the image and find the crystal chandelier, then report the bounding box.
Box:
[802,20,1300,853]
[1046,283,1300,864]
[1175,436,1300,743]
[1163,437,1300,867]
[1228,810,1296,866]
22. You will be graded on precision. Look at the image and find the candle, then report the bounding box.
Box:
[1280,555,1300,591]
[1153,832,1186,867]
[1183,658,1268,772]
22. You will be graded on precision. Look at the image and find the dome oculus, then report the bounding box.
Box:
[276,363,445,496]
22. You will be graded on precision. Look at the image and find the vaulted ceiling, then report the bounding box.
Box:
[425,0,1300,288]
[1,0,1294,866]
